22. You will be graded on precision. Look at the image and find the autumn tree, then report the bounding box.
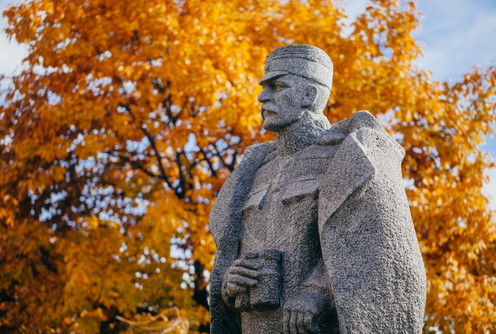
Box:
[0,0,495,332]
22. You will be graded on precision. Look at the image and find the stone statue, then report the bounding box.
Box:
[209,44,426,333]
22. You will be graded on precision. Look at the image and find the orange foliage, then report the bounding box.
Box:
[0,0,495,332]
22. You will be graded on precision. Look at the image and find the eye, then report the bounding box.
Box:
[272,82,287,92]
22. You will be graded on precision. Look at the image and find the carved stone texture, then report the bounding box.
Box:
[209,44,426,334]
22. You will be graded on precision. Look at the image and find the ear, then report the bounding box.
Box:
[301,84,318,109]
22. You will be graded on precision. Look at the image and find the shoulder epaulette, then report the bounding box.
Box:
[317,110,390,146]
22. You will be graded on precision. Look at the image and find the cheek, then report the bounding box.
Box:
[280,92,297,108]
[278,91,302,120]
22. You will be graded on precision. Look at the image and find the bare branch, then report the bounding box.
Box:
[119,103,175,192]
[114,152,159,179]
[199,148,217,177]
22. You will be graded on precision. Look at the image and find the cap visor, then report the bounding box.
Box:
[259,71,288,85]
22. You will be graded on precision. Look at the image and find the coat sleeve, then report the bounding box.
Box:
[318,127,426,333]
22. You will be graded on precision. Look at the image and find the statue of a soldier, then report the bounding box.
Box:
[209,45,426,333]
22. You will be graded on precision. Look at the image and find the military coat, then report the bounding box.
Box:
[209,111,426,334]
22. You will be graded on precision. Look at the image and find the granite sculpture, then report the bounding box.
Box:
[209,44,426,333]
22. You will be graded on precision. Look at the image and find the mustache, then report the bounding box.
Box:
[261,104,277,119]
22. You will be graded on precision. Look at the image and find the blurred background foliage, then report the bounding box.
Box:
[0,0,495,332]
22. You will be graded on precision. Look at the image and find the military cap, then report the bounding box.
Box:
[259,44,333,90]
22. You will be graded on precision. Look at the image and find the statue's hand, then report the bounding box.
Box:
[222,257,261,301]
[283,292,332,334]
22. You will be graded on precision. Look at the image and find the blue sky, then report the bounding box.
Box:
[0,0,495,207]
[414,0,496,208]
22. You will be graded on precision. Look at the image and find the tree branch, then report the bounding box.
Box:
[199,148,217,177]
[119,103,175,192]
[114,152,160,179]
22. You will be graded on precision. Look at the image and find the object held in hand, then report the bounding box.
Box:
[235,249,282,311]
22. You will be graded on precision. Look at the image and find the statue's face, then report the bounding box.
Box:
[258,74,306,132]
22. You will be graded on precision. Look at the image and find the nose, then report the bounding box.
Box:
[258,87,271,103]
